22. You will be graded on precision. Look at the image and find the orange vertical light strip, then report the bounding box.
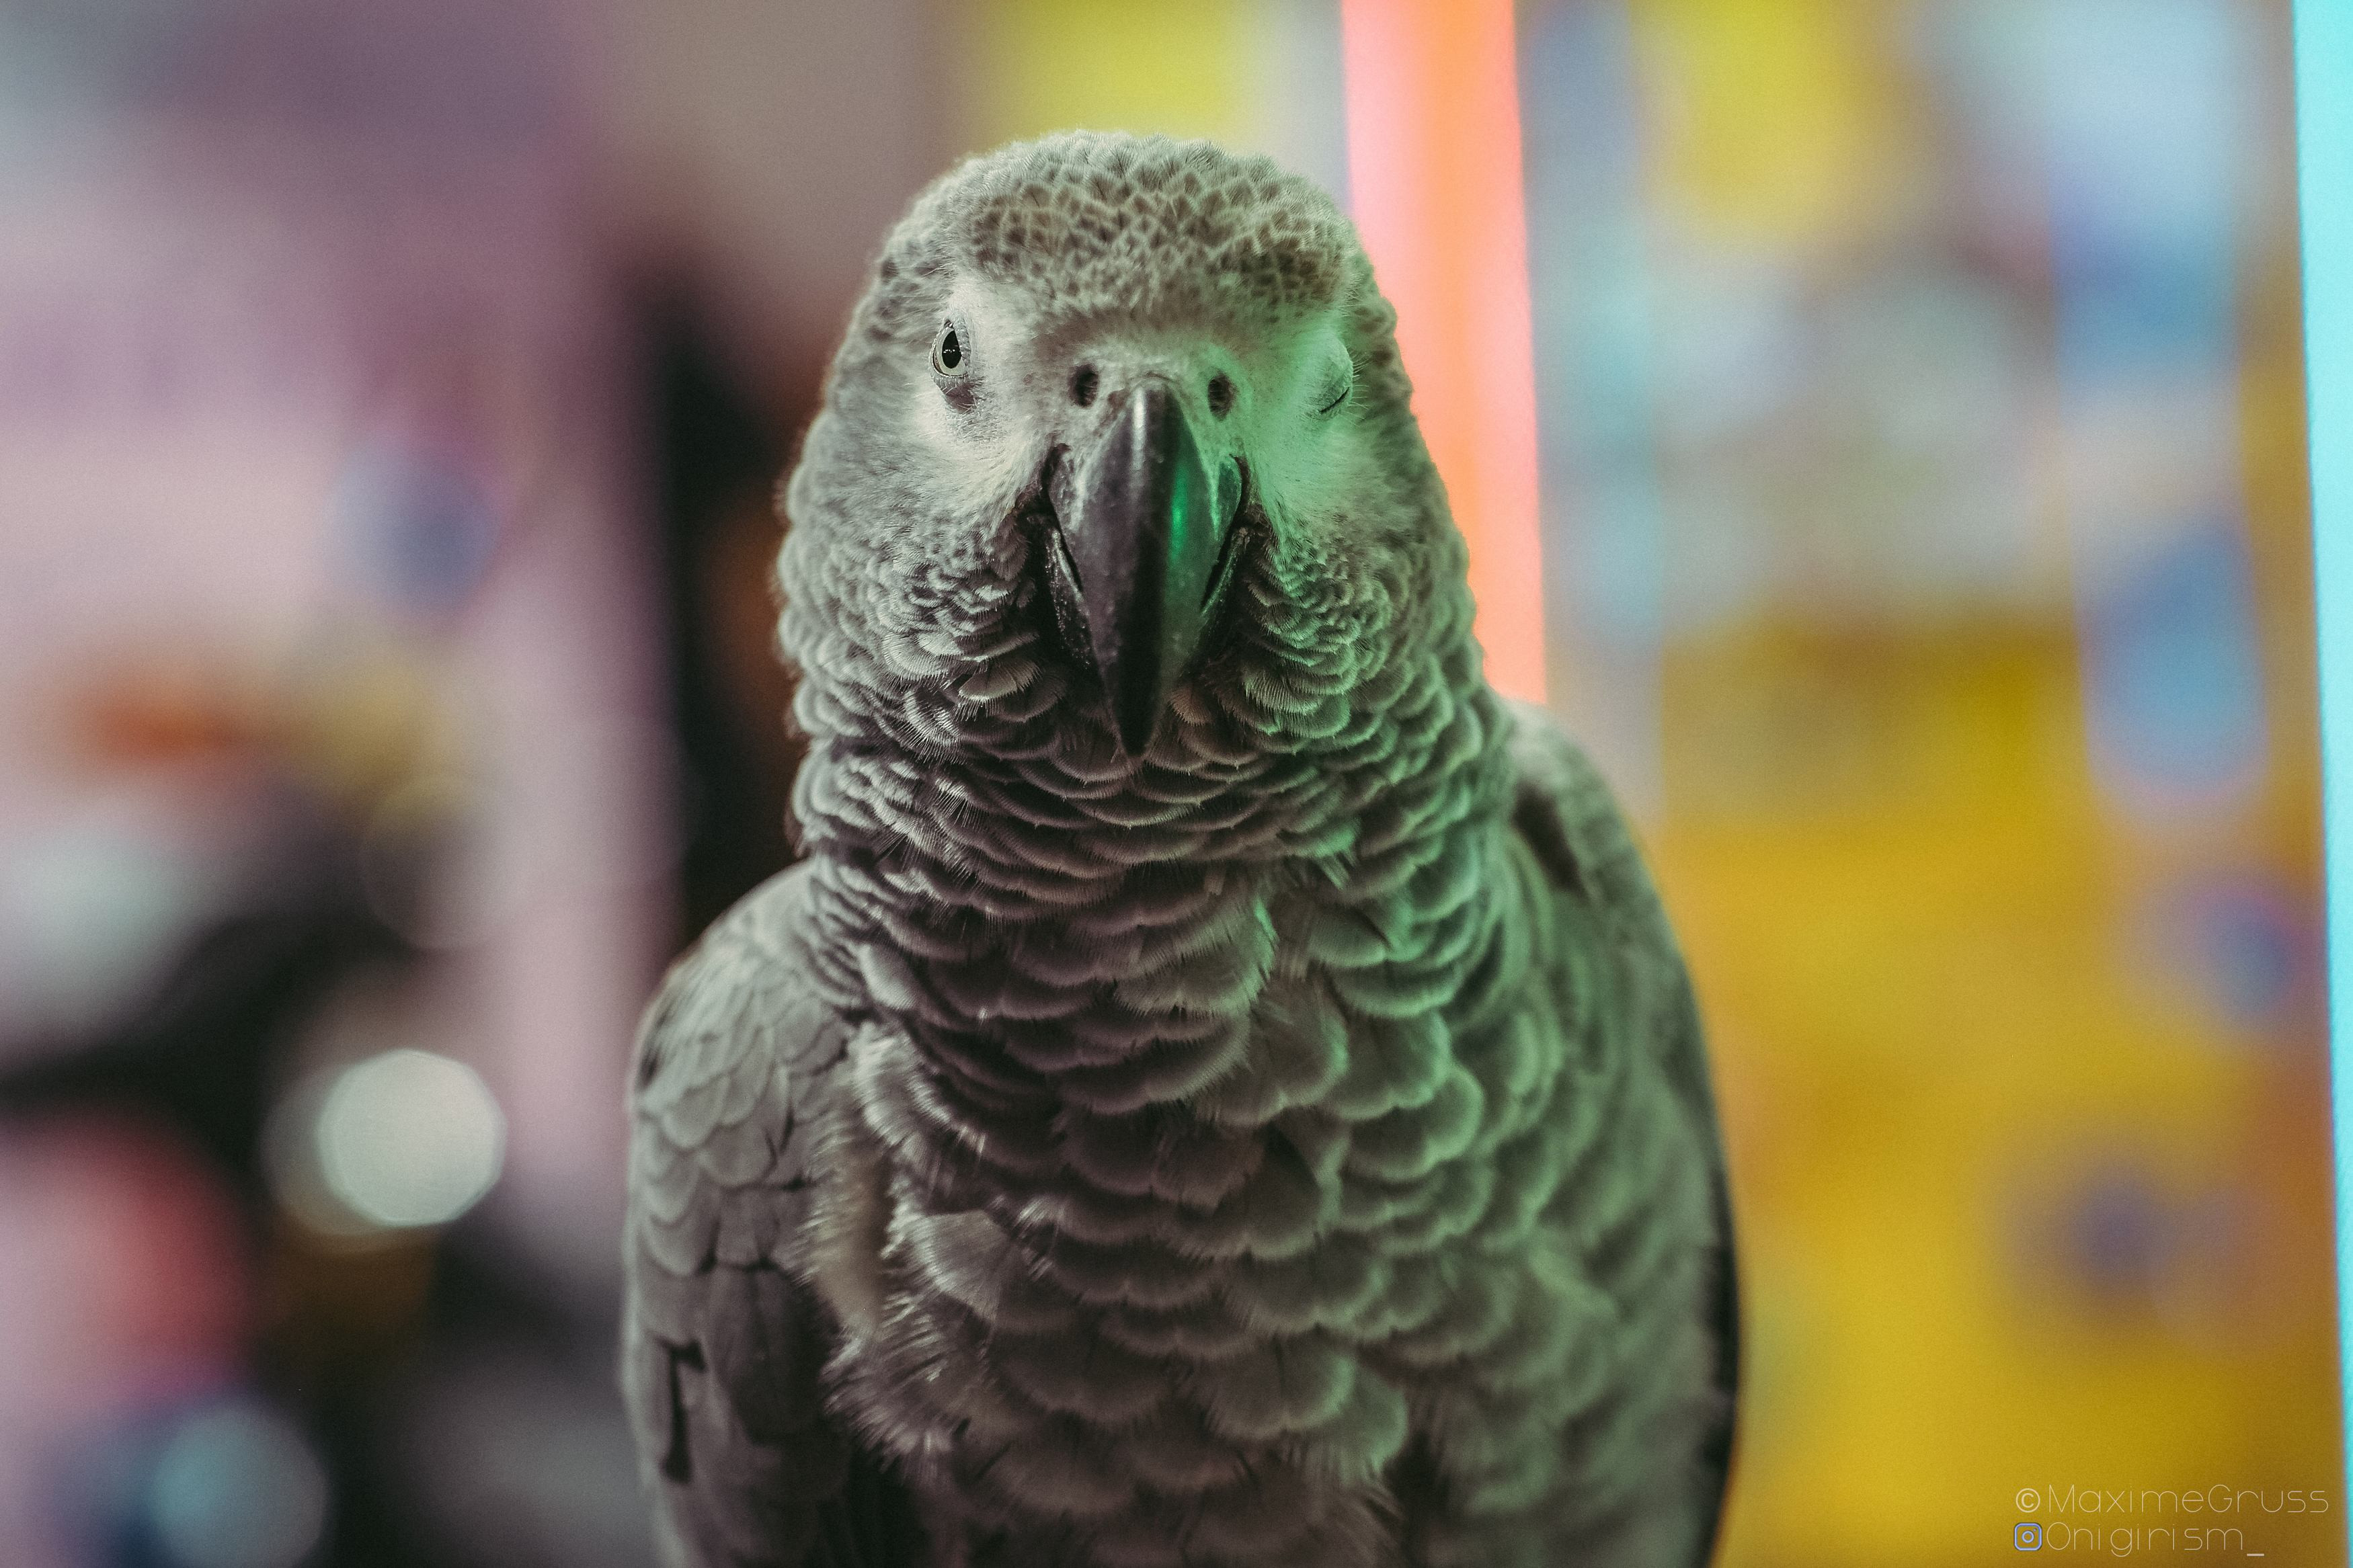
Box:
[1340,0,1546,702]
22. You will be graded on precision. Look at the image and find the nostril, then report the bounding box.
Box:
[1070,365,1099,407]
[1206,374,1235,419]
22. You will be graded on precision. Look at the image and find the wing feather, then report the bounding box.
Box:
[621,867,921,1568]
[1505,703,1741,1566]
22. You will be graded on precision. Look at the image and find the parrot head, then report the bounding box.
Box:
[780,132,1462,772]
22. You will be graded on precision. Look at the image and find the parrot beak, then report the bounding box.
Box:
[1058,382,1238,757]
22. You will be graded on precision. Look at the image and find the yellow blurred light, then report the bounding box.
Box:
[958,0,1253,151]
[1629,0,1912,251]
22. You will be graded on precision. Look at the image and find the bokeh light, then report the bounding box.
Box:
[313,1049,504,1233]
[147,1404,328,1568]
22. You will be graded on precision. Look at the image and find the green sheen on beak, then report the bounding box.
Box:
[1062,382,1233,757]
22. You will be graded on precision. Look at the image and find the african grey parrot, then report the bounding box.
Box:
[623,132,1737,1568]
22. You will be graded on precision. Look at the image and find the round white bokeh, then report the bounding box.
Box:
[315,1048,504,1230]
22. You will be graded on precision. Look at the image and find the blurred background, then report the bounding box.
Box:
[0,0,2333,1564]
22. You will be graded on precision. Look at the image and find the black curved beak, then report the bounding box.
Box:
[1058,383,1237,756]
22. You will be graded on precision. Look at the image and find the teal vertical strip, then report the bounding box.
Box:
[2295,0,2353,1510]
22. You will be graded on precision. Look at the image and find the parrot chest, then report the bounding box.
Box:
[786,721,1717,1561]
[809,875,1630,1564]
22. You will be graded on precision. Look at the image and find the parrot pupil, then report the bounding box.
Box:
[935,326,962,372]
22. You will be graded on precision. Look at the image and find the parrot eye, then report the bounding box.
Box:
[932,320,967,378]
[1312,358,1353,418]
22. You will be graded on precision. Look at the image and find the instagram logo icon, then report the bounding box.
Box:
[2015,1522,2043,1551]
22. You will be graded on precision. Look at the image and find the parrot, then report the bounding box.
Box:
[622,132,1738,1568]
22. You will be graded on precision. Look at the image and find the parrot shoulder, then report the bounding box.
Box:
[1501,700,1665,937]
[1502,700,1697,1089]
[1501,700,1741,1565]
